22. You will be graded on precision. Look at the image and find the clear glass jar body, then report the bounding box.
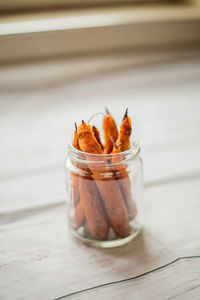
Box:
[66,140,143,248]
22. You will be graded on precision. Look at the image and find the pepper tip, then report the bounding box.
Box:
[105,107,109,114]
[123,108,128,120]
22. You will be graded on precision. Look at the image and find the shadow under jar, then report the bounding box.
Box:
[66,139,143,248]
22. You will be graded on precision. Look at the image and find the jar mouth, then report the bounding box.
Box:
[68,136,140,165]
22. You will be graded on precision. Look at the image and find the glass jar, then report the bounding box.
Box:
[66,138,143,248]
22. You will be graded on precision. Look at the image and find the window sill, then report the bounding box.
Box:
[0,4,200,63]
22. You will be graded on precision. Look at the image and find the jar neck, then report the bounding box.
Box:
[68,139,140,167]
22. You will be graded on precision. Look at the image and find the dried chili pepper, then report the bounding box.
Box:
[92,125,104,151]
[77,122,130,238]
[76,122,109,239]
[111,110,137,219]
[115,108,132,152]
[103,108,118,154]
[79,121,103,154]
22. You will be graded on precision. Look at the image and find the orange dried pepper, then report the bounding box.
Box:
[78,121,103,154]
[77,122,130,238]
[103,108,118,154]
[73,125,105,233]
[111,110,137,219]
[115,108,132,152]
[76,122,109,239]
[92,125,104,151]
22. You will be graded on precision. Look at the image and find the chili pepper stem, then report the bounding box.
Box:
[105,107,109,114]
[123,108,128,120]
[87,112,104,123]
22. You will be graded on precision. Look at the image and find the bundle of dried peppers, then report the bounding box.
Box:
[71,109,137,240]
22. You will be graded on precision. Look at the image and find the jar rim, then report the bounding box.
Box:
[68,136,140,164]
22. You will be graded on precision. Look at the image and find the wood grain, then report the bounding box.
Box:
[61,257,200,300]
[0,56,200,299]
[0,178,199,299]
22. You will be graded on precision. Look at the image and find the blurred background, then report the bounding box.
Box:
[0,0,200,213]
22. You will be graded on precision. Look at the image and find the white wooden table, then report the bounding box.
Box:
[0,54,200,299]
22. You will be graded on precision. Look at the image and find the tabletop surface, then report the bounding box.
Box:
[0,54,200,300]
